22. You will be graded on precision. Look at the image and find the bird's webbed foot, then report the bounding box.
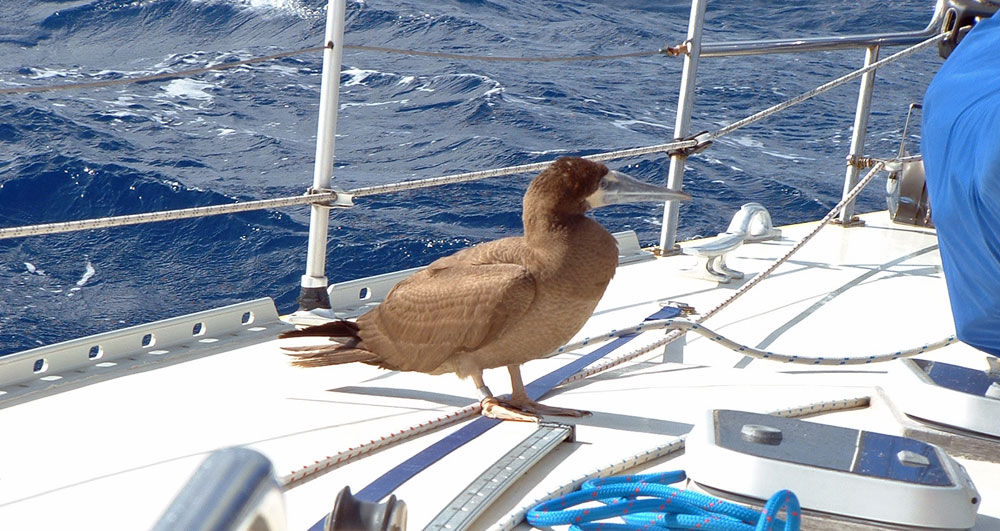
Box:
[480,396,591,422]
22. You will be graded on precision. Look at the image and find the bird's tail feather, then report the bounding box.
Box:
[280,320,375,368]
[284,346,378,368]
[278,320,360,340]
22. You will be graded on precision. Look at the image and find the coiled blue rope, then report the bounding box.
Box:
[527,471,800,531]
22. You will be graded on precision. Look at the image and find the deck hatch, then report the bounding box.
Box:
[911,359,998,397]
[715,410,953,486]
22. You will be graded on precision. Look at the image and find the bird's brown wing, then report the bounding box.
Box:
[357,253,537,374]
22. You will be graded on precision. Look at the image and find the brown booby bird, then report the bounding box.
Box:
[280,157,690,421]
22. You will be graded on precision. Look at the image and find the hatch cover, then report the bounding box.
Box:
[687,409,980,529]
[891,358,1000,438]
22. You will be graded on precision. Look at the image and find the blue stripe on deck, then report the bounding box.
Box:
[308,305,681,530]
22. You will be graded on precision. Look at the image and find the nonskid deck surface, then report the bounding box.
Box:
[1,211,997,530]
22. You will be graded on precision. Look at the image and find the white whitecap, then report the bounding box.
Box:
[611,119,672,131]
[340,99,409,109]
[189,0,320,18]
[24,262,36,274]
[163,79,215,101]
[731,136,764,148]
[76,261,96,287]
[761,150,813,162]
[27,68,74,80]
[342,67,379,87]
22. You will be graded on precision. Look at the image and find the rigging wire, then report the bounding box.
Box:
[559,161,898,386]
[0,43,668,96]
[0,191,340,240]
[0,45,325,96]
[0,41,937,238]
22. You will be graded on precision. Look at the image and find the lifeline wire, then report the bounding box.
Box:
[0,191,339,240]
[0,44,665,96]
[0,33,935,239]
[0,46,325,96]
[349,35,939,199]
[704,35,940,143]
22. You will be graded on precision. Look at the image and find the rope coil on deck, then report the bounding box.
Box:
[526,471,801,531]
[495,396,869,530]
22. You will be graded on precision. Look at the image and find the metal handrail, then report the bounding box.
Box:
[0,3,946,259]
[699,0,946,57]
[0,34,937,242]
[656,0,947,250]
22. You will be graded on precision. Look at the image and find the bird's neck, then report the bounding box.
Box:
[523,211,618,272]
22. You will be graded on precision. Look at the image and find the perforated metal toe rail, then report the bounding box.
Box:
[0,298,286,408]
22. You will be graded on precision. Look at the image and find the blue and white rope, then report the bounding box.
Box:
[527,471,800,531]
[496,395,868,530]
[555,318,956,366]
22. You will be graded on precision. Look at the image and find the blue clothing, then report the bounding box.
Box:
[922,11,1000,356]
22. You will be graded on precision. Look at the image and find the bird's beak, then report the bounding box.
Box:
[586,170,692,208]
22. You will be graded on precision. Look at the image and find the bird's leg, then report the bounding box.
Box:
[480,365,591,422]
[472,370,538,422]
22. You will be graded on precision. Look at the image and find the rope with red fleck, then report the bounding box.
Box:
[278,403,480,489]
[560,161,889,385]
[526,471,800,530]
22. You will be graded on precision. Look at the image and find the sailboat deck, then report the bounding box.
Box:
[1,210,998,530]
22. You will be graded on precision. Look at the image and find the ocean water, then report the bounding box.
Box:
[0,0,941,355]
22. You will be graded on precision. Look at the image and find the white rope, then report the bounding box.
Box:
[558,161,890,384]
[347,140,699,198]
[279,403,482,490]
[700,162,885,322]
[494,395,872,530]
[705,35,940,142]
[561,318,957,366]
[0,36,936,239]
[346,36,938,199]
[0,192,339,240]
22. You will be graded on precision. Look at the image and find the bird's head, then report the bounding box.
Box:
[525,157,691,217]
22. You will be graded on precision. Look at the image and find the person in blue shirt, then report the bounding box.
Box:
[922,10,1000,357]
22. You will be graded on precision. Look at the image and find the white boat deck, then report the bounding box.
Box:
[1,210,998,530]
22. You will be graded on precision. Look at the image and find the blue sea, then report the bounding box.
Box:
[0,0,940,355]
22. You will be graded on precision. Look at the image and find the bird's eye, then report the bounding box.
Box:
[599,179,610,190]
